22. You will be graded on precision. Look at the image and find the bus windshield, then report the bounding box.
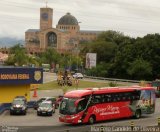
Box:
[60,98,77,115]
[59,97,88,115]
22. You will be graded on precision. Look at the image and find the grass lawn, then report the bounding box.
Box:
[38,80,111,90]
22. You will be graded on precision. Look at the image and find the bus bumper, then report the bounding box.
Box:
[59,115,82,124]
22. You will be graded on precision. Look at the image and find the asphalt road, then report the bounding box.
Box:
[0,98,160,132]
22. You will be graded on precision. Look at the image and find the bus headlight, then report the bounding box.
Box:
[71,115,79,119]
[78,120,82,123]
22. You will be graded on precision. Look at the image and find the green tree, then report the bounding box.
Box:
[27,55,40,67]
[5,44,28,66]
[4,55,15,65]
[127,58,152,80]
[40,48,61,67]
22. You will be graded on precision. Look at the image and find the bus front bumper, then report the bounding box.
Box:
[59,114,82,124]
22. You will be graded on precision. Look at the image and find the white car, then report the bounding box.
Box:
[73,73,83,79]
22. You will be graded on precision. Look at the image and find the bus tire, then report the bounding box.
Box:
[134,109,141,119]
[88,115,96,124]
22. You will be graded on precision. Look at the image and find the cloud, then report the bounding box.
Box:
[0,0,160,38]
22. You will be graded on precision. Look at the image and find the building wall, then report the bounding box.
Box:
[25,29,100,53]
[0,85,30,103]
[39,28,69,50]
[56,24,80,37]
[25,31,40,49]
[78,32,97,42]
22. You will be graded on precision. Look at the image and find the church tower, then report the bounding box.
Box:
[40,7,53,30]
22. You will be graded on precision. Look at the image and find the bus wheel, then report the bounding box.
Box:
[134,110,141,119]
[88,115,95,124]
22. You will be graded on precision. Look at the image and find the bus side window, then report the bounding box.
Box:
[121,93,126,101]
[131,93,135,100]
[77,99,87,112]
[118,93,123,101]
[132,92,138,100]
[111,94,117,102]
[92,95,102,104]
[136,91,140,100]
[128,93,131,100]
[101,95,105,103]
[103,94,111,103]
[112,94,116,102]
[124,93,131,101]
[116,94,121,101]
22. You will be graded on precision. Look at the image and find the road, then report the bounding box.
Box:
[43,72,139,86]
[0,99,160,132]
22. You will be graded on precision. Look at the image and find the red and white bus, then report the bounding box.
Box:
[59,86,155,124]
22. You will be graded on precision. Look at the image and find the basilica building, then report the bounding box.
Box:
[25,7,102,54]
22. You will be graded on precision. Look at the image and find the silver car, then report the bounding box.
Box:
[37,101,55,116]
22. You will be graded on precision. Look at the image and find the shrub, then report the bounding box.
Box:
[139,80,147,86]
[108,81,117,87]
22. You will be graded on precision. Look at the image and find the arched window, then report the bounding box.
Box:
[47,32,57,47]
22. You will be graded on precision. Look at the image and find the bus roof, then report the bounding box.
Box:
[64,86,155,98]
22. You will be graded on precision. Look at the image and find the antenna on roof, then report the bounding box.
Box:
[45,0,48,8]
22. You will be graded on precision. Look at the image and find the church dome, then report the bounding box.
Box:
[58,13,78,25]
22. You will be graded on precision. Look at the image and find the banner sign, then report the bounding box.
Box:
[0,68,43,85]
[86,53,97,69]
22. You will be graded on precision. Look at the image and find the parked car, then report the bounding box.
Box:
[72,73,83,79]
[37,101,55,116]
[15,96,27,102]
[10,98,27,115]
[34,97,57,109]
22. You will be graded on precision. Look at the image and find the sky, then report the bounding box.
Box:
[0,0,160,39]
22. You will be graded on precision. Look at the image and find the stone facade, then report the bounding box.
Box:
[25,7,102,54]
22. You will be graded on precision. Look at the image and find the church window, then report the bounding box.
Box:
[47,32,57,47]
